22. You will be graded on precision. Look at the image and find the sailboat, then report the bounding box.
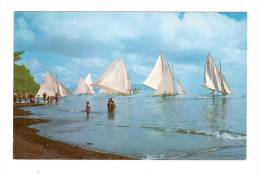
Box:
[143,53,185,96]
[85,73,95,94]
[35,71,70,97]
[203,53,231,95]
[175,79,185,96]
[94,58,131,95]
[74,77,92,95]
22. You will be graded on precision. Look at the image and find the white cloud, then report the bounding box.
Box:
[27,58,41,72]
[15,12,247,88]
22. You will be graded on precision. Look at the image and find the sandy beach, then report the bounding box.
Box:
[13,103,134,159]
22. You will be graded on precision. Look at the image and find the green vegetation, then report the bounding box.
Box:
[14,51,40,94]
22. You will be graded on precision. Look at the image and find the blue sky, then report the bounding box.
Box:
[14,12,247,94]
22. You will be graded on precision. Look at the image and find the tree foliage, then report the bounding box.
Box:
[14,51,40,94]
[14,50,25,62]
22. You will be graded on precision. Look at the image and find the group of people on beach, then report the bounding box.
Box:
[14,92,59,105]
[14,93,38,103]
[85,97,116,116]
[42,92,59,104]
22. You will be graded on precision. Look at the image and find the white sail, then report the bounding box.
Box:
[95,59,131,95]
[36,71,70,97]
[155,64,174,95]
[58,81,70,96]
[74,77,91,95]
[85,73,95,94]
[204,54,231,95]
[221,74,232,95]
[143,54,164,89]
[175,79,185,95]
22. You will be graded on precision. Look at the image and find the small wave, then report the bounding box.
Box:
[140,126,246,141]
[116,125,129,128]
[69,110,83,113]
[175,129,246,141]
[143,145,245,160]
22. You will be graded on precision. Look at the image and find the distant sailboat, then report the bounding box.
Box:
[85,73,95,94]
[94,58,131,95]
[57,81,70,97]
[203,53,231,95]
[154,64,175,96]
[175,79,185,95]
[74,77,92,95]
[143,53,184,96]
[36,71,70,97]
[99,88,110,95]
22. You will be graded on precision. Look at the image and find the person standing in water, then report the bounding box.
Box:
[85,101,91,117]
[107,98,116,112]
[47,96,50,104]
[55,93,59,104]
[43,92,47,103]
[36,95,40,104]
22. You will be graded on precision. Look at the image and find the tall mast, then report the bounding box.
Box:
[56,73,60,96]
[220,59,226,95]
[171,63,175,94]
[160,51,164,72]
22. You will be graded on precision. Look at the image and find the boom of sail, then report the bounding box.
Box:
[36,71,70,97]
[94,58,131,95]
[204,54,231,95]
[74,77,92,95]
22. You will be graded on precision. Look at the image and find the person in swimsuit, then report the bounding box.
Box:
[85,101,91,117]
[107,98,116,112]
[43,92,47,103]
[36,95,40,104]
[55,93,59,104]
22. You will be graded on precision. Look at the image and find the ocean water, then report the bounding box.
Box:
[25,86,246,159]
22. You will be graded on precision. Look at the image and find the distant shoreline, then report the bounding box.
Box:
[13,103,135,160]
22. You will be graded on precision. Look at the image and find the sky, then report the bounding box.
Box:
[14,12,247,94]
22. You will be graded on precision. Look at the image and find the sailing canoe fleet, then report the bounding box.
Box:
[35,53,231,97]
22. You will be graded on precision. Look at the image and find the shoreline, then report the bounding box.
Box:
[13,103,135,159]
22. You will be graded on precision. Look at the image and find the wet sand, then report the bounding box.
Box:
[13,103,134,159]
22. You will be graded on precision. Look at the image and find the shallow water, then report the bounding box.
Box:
[25,86,246,159]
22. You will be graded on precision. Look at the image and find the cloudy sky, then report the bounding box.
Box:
[14,12,247,94]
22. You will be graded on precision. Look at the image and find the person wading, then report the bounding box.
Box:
[55,93,59,104]
[85,101,91,117]
[107,98,116,112]
[43,92,47,103]
[36,95,40,104]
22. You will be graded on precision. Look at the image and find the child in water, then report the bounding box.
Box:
[85,101,91,115]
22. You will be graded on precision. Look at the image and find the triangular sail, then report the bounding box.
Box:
[36,71,70,97]
[175,79,185,95]
[204,54,231,95]
[85,73,95,94]
[74,77,91,95]
[221,75,232,95]
[143,54,164,90]
[58,81,70,96]
[95,59,131,95]
[155,64,174,95]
